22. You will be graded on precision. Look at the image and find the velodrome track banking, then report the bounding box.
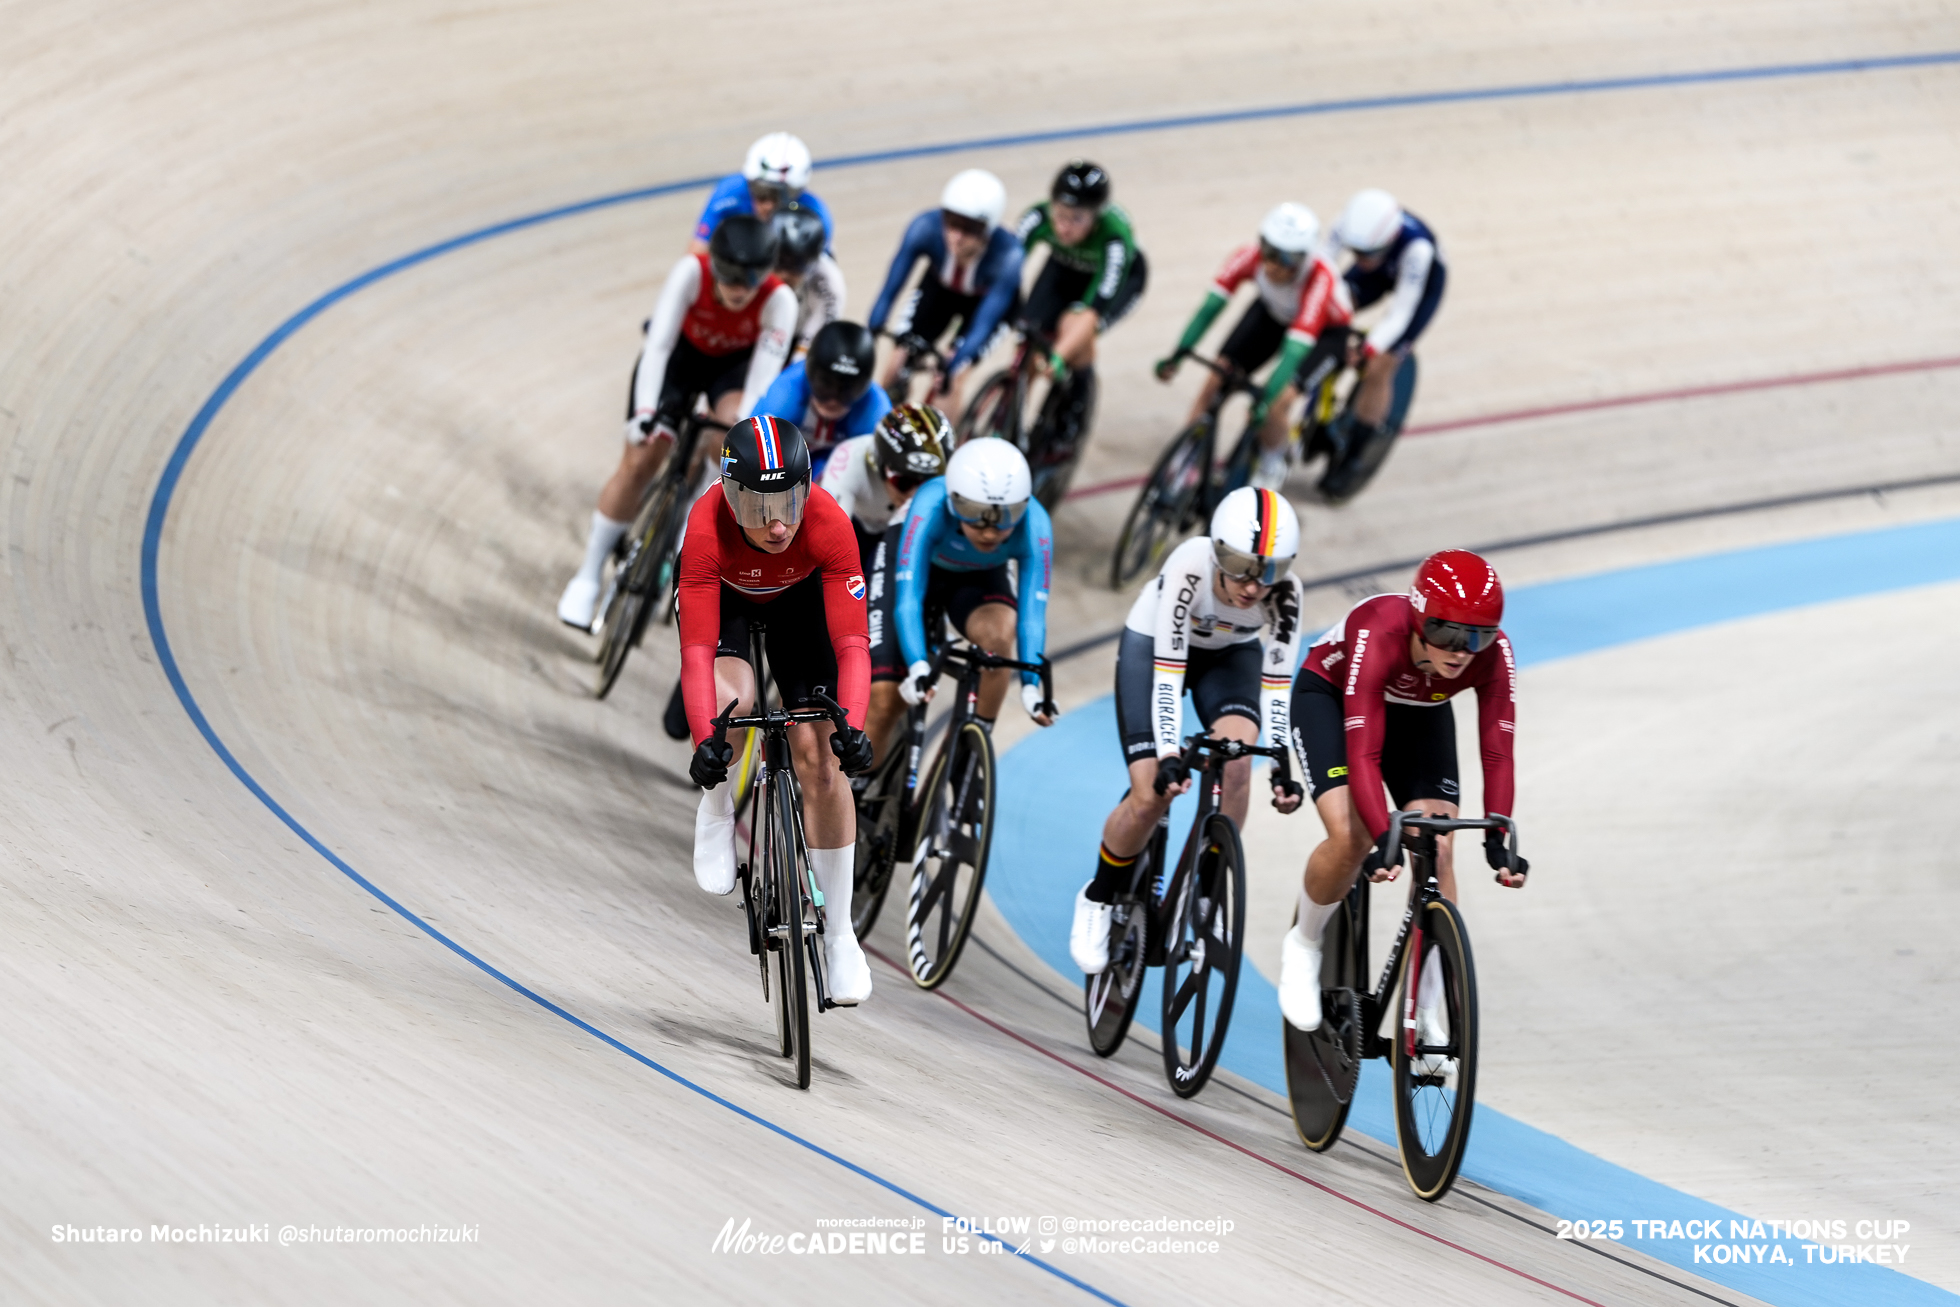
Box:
[135,46,1960,1307]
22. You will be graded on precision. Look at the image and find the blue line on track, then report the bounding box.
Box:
[136,44,1957,1306]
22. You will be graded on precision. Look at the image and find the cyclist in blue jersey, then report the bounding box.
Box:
[1330,188,1445,448]
[749,322,891,477]
[868,170,1024,412]
[689,132,836,253]
[890,440,1056,729]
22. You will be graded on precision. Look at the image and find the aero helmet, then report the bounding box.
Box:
[707,213,780,288]
[1333,188,1404,255]
[1258,202,1319,267]
[720,415,812,528]
[940,169,1008,234]
[1409,549,1503,651]
[742,132,813,194]
[944,438,1031,529]
[873,405,951,488]
[773,205,826,275]
[1209,487,1299,586]
[806,322,877,407]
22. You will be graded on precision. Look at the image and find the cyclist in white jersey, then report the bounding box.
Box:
[1070,487,1308,973]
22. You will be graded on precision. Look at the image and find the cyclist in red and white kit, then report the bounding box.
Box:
[558,214,800,630]
[1277,550,1529,1035]
[679,415,877,1003]
[1156,203,1353,489]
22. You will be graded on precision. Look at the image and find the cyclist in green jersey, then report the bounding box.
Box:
[1014,160,1148,427]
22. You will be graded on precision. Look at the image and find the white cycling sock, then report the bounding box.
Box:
[578,512,630,584]
[1296,885,1339,943]
[1417,945,1444,1011]
[810,845,855,936]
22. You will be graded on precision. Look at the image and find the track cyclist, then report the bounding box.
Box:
[773,205,846,361]
[1155,203,1353,489]
[1070,488,1307,973]
[1277,549,1526,1040]
[680,415,878,1003]
[1329,188,1446,456]
[558,214,797,630]
[867,169,1024,410]
[892,439,1057,731]
[820,406,951,764]
[1013,160,1147,449]
[689,132,834,253]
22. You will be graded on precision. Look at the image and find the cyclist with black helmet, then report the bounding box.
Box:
[1070,488,1308,973]
[867,169,1025,411]
[558,213,799,630]
[689,131,835,254]
[680,415,877,1003]
[891,439,1057,731]
[773,205,846,361]
[820,406,949,764]
[1278,549,1524,1038]
[748,321,891,478]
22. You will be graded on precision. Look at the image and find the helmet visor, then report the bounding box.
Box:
[747,179,801,209]
[1213,540,1290,586]
[721,478,809,529]
[1258,238,1306,269]
[940,208,988,239]
[809,370,870,407]
[948,491,1027,530]
[1421,617,1499,653]
[709,255,769,289]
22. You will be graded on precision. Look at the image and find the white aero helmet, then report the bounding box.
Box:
[1333,188,1403,254]
[944,437,1032,529]
[743,132,813,192]
[941,168,1008,232]
[1210,486,1299,586]
[1258,202,1319,259]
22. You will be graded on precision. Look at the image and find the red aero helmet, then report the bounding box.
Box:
[1410,549,1503,628]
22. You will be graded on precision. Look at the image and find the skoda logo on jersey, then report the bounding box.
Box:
[847,574,866,601]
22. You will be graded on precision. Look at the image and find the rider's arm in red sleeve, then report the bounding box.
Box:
[811,493,871,728]
[1341,626,1395,842]
[677,493,727,746]
[1475,634,1519,819]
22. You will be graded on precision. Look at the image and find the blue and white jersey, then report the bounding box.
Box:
[1343,211,1445,355]
[867,211,1025,374]
[748,361,892,477]
[892,478,1052,683]
[693,174,835,248]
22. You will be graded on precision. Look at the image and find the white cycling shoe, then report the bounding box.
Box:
[1069,883,1113,975]
[1278,924,1324,1032]
[826,930,873,1006]
[557,573,601,631]
[693,789,737,895]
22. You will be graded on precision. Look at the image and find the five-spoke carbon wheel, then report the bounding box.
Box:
[1160,814,1246,1098]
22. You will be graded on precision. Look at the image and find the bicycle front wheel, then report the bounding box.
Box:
[1284,886,1364,1151]
[768,772,812,1089]
[1392,896,1477,1199]
[593,480,677,698]
[906,720,994,989]
[1110,422,1209,589]
[1161,813,1246,1098]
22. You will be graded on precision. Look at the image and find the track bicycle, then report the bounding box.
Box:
[591,410,728,698]
[1284,811,1521,1200]
[1292,333,1420,506]
[884,331,950,408]
[1085,734,1295,1099]
[851,640,1053,989]
[956,324,1092,510]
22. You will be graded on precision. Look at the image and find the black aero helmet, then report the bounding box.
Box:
[720,415,812,528]
[707,213,779,288]
[1051,160,1110,209]
[806,321,877,407]
[872,405,951,488]
[773,205,827,275]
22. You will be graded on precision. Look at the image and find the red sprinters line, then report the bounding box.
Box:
[864,948,1607,1307]
[1062,353,1960,503]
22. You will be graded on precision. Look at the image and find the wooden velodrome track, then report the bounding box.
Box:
[6,2,1959,1303]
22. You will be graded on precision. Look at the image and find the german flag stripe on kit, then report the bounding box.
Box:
[1254,488,1284,558]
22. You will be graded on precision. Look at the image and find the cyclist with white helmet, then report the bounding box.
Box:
[1278,549,1524,1040]
[1070,488,1307,974]
[558,214,799,630]
[1329,188,1446,452]
[772,205,846,361]
[867,169,1025,410]
[690,131,835,253]
[890,439,1057,730]
[1156,203,1354,489]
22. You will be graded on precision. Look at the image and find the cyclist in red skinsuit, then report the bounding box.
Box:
[1277,550,1526,1035]
[679,415,877,1004]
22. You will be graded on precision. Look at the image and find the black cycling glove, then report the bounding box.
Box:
[1360,828,1402,879]
[689,736,734,788]
[1271,775,1304,808]
[1485,828,1530,881]
[830,725,874,777]
[1153,755,1190,796]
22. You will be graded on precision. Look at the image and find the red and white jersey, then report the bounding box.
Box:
[1301,592,1516,839]
[1211,243,1352,344]
[629,254,798,423]
[675,486,869,744]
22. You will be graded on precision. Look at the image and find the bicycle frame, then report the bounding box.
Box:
[1133,733,1292,933]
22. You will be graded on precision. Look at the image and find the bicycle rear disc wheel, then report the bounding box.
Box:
[1084,889,1149,1057]
[770,774,812,1089]
[1392,897,1477,1198]
[851,745,906,938]
[1161,814,1246,1098]
[1110,423,1209,589]
[906,721,994,989]
[1285,890,1364,1151]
